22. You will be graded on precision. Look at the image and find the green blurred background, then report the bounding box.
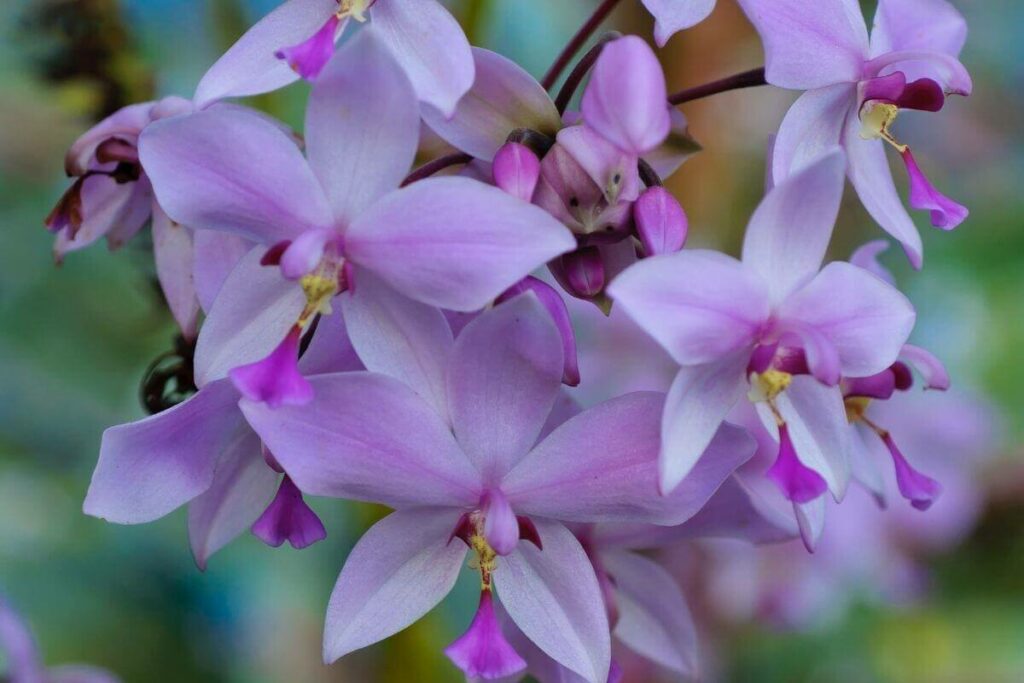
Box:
[0,0,1020,681]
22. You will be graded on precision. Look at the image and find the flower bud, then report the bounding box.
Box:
[492,142,541,202]
[633,186,688,256]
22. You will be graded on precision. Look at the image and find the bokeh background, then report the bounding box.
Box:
[0,0,1021,681]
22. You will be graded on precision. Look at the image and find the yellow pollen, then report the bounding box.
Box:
[753,370,793,402]
[337,0,370,21]
[468,534,498,589]
[299,274,338,321]
[859,102,907,152]
[844,396,871,424]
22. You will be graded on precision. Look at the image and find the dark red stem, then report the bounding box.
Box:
[541,0,624,90]
[667,67,768,106]
[401,152,473,187]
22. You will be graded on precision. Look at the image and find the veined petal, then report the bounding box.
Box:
[340,271,454,421]
[307,29,419,226]
[422,48,560,161]
[581,36,671,155]
[140,107,333,244]
[641,0,717,46]
[772,84,856,184]
[370,0,474,117]
[742,149,847,304]
[84,379,243,524]
[735,0,869,89]
[842,107,924,267]
[192,231,251,313]
[345,177,574,312]
[447,295,564,480]
[603,550,698,677]
[194,248,306,387]
[187,429,278,570]
[193,0,337,107]
[495,520,610,683]
[241,373,481,508]
[870,0,967,58]
[505,393,754,525]
[609,250,769,366]
[779,261,916,378]
[323,508,466,662]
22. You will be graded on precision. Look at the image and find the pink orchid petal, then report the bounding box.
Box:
[850,239,896,284]
[497,277,581,387]
[641,0,717,46]
[493,142,541,202]
[603,550,698,677]
[151,202,200,340]
[193,0,338,107]
[899,344,951,391]
[307,29,419,225]
[634,186,688,256]
[140,107,333,245]
[340,271,454,421]
[445,590,527,679]
[84,379,243,524]
[609,250,770,366]
[743,149,847,303]
[251,475,327,549]
[883,433,943,510]
[274,14,341,81]
[870,0,967,58]
[447,295,564,480]
[345,177,574,312]
[241,373,481,508]
[229,326,313,408]
[370,0,475,117]
[187,428,278,570]
[423,48,560,162]
[323,508,467,662]
[900,147,969,230]
[736,0,870,89]
[581,36,670,156]
[765,423,829,504]
[495,520,610,683]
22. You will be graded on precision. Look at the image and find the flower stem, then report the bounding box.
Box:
[541,0,624,90]
[554,31,620,114]
[401,152,474,187]
[667,67,767,106]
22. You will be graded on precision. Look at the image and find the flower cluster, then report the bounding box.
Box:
[46,0,974,680]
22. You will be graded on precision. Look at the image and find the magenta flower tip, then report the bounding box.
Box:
[251,476,326,549]
[901,148,968,231]
[766,424,828,504]
[883,434,942,511]
[275,15,341,82]
[444,591,526,680]
[230,327,313,408]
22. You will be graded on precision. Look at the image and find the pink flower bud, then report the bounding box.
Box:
[559,247,606,298]
[492,142,541,202]
[633,186,688,256]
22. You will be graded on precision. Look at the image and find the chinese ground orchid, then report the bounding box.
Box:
[738,0,972,267]
[241,289,755,681]
[44,96,203,338]
[140,30,573,409]
[1,597,121,683]
[193,0,474,116]
[609,150,916,509]
[83,250,362,568]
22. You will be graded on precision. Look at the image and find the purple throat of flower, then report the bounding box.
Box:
[444,502,542,680]
[844,364,943,511]
[275,1,376,81]
[859,72,968,230]
[230,244,351,408]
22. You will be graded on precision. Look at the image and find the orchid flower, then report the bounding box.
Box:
[738,0,972,267]
[1,597,121,683]
[193,0,473,117]
[140,29,573,409]
[44,96,203,338]
[609,150,916,520]
[426,36,692,306]
[83,251,362,568]
[512,473,797,683]
[240,286,755,681]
